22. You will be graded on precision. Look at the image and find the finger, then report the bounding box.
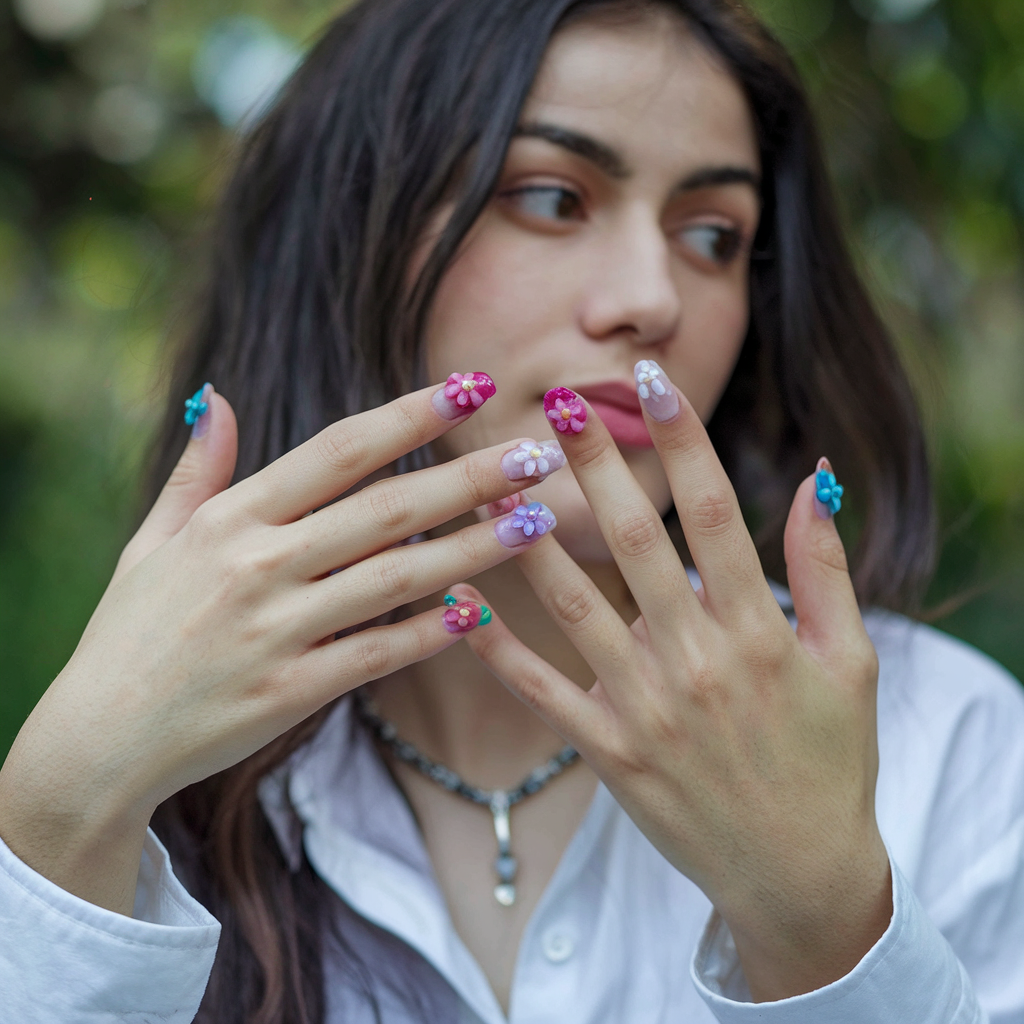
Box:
[492,520,640,694]
[297,507,559,641]
[631,362,776,624]
[294,595,491,711]
[542,386,698,630]
[115,385,237,581]
[289,436,566,577]
[784,458,869,666]
[234,372,497,524]
[453,584,603,750]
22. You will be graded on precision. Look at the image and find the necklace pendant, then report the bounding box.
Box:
[490,792,519,908]
[494,883,516,906]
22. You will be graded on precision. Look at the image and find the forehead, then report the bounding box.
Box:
[523,9,760,176]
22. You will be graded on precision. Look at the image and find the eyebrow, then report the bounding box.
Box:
[513,121,761,194]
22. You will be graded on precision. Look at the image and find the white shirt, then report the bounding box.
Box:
[3,587,1024,1024]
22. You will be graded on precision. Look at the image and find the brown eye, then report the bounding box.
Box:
[681,225,743,265]
[507,186,584,222]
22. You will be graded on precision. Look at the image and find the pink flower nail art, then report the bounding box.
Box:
[544,387,586,434]
[432,371,497,421]
[442,594,492,633]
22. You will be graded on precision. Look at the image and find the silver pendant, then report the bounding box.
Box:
[490,792,518,906]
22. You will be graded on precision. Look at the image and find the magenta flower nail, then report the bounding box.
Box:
[442,594,492,633]
[501,440,565,482]
[544,387,586,434]
[494,501,557,548]
[432,371,497,421]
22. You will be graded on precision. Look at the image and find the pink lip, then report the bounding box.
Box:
[575,381,653,448]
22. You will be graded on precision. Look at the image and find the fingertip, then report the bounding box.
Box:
[483,490,531,521]
[440,589,494,634]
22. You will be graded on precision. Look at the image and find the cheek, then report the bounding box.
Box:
[670,278,750,421]
[424,220,567,383]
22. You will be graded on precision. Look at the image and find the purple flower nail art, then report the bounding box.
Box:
[500,440,566,482]
[494,501,557,548]
[544,387,586,434]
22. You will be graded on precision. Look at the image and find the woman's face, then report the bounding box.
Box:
[424,9,761,561]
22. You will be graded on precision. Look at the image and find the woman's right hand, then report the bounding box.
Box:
[0,377,558,914]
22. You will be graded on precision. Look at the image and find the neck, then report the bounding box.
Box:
[369,546,637,789]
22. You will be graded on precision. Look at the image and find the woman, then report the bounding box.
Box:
[1,0,1022,1021]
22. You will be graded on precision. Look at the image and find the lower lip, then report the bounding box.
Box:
[587,401,654,448]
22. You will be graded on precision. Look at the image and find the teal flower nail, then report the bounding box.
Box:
[816,468,844,516]
[184,386,209,427]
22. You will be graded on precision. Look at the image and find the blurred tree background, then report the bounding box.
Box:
[1,0,1022,755]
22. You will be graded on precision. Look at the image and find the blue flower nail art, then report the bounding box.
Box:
[184,386,209,427]
[816,468,844,516]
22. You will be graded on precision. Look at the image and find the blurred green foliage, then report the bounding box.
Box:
[1,0,1022,756]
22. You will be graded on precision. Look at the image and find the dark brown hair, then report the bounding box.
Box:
[148,0,934,1020]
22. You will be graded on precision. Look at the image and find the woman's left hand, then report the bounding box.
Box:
[461,378,891,1003]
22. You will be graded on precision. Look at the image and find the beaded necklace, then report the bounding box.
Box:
[355,693,579,906]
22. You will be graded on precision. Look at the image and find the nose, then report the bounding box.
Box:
[577,206,681,346]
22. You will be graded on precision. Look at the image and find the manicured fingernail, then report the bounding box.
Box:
[501,439,565,482]
[544,387,587,434]
[432,371,497,421]
[635,360,680,423]
[185,383,212,439]
[442,594,492,633]
[486,492,528,519]
[494,501,557,547]
[814,457,844,519]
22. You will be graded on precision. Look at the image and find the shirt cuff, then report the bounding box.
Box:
[0,826,220,1023]
[691,850,983,1024]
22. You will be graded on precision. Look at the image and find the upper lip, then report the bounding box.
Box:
[574,381,642,413]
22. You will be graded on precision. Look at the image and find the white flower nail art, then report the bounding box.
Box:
[501,440,566,482]
[634,359,680,423]
[635,360,667,400]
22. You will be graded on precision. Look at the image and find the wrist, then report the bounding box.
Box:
[720,834,893,1002]
[0,708,156,916]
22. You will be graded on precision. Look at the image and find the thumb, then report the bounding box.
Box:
[115,384,238,580]
[783,457,864,664]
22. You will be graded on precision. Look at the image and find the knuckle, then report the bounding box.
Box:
[743,629,791,677]
[809,529,851,577]
[547,581,598,629]
[684,651,727,713]
[450,524,482,565]
[355,634,393,680]
[369,553,413,603]
[686,490,736,536]
[512,669,549,714]
[846,632,879,682]
[187,494,237,545]
[455,455,490,505]
[608,508,663,561]
[569,438,615,473]
[389,401,422,450]
[236,533,291,579]
[313,425,364,476]
[365,480,413,533]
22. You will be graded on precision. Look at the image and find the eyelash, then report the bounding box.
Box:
[501,185,746,267]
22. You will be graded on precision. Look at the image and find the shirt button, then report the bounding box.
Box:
[542,928,575,963]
